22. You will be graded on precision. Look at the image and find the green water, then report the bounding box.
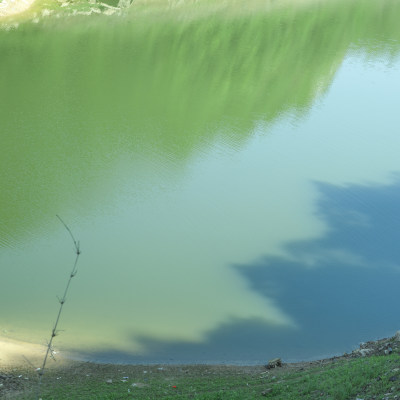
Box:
[1,0,400,362]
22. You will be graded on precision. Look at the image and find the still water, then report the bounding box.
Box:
[1,0,400,363]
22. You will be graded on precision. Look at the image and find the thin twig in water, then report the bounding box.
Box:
[37,216,82,399]
[56,214,80,254]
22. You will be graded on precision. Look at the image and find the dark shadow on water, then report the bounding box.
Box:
[80,177,400,364]
[76,320,291,365]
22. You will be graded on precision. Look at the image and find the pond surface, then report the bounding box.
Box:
[1,0,400,364]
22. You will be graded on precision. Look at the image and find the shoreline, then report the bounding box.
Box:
[0,337,45,368]
[1,332,400,398]
[2,331,399,368]
[0,0,339,26]
[0,0,35,17]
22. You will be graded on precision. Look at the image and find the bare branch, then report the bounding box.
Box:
[56,215,81,254]
[37,216,82,398]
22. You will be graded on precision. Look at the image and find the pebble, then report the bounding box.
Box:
[385,346,393,355]
[131,382,148,388]
[261,388,272,396]
[354,348,372,357]
[265,358,282,369]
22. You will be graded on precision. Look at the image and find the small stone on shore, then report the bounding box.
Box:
[265,358,282,369]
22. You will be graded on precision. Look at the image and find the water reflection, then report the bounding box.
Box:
[2,0,400,241]
[1,0,400,361]
[234,178,400,362]
[81,178,400,363]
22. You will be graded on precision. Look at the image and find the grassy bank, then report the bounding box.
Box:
[2,334,400,399]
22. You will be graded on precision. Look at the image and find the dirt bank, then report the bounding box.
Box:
[1,333,400,399]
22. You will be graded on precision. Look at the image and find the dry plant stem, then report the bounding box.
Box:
[37,215,81,395]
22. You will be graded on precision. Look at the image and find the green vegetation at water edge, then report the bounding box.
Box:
[5,353,400,399]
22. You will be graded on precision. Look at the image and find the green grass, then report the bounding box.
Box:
[263,355,398,400]
[9,353,400,399]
